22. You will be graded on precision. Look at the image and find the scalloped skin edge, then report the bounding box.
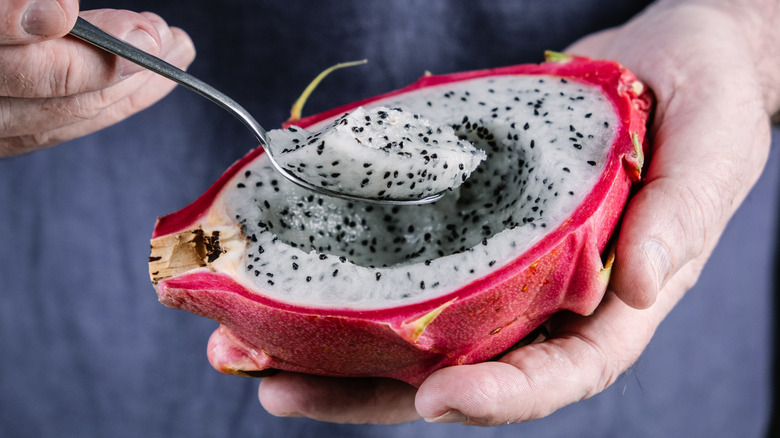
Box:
[151,54,653,387]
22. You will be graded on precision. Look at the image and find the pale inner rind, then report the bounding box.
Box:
[219,75,617,309]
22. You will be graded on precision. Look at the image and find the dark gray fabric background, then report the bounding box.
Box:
[1,1,775,436]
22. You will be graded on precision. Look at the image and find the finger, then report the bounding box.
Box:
[0,21,191,136]
[0,25,195,156]
[0,0,78,43]
[258,373,420,424]
[416,278,685,426]
[0,9,176,99]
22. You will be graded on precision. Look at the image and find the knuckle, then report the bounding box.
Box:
[573,336,616,400]
[650,171,731,266]
[0,43,93,98]
[673,169,735,258]
[559,331,637,403]
[0,97,11,136]
[0,132,55,157]
[49,90,111,123]
[50,46,92,97]
[0,69,35,97]
[443,368,514,426]
[0,137,25,157]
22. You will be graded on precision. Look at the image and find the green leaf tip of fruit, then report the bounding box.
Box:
[544,51,573,63]
[599,245,616,284]
[631,131,645,176]
[399,298,456,344]
[289,59,368,122]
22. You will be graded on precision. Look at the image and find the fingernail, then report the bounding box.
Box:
[643,239,671,292]
[117,29,158,77]
[425,410,468,424]
[22,0,67,36]
[276,410,304,418]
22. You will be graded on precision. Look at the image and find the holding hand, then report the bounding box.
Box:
[0,0,195,156]
[257,0,780,425]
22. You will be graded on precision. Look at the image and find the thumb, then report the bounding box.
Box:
[610,81,770,309]
[1,0,79,43]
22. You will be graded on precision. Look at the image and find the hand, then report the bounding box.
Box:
[0,0,196,157]
[256,0,780,425]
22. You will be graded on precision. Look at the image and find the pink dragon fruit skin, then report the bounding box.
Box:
[149,53,652,386]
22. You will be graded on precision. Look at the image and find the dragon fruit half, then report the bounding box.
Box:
[148,52,652,386]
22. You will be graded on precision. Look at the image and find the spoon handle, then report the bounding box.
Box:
[69,17,269,146]
[69,17,443,206]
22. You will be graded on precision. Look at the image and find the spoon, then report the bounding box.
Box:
[69,17,443,205]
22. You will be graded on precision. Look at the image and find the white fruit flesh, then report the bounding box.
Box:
[213,75,617,309]
[269,106,487,200]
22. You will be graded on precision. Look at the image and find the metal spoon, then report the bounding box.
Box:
[69,17,443,205]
